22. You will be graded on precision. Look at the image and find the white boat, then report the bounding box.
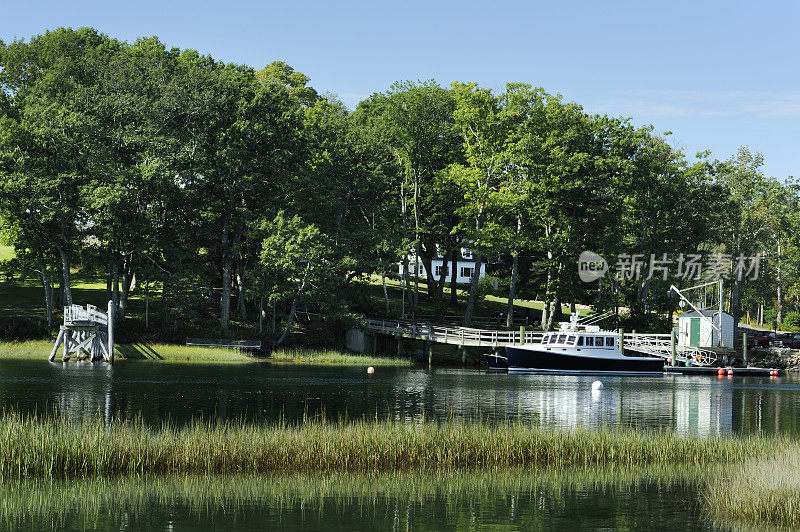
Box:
[505,317,665,374]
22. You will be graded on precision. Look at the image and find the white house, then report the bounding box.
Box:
[398,246,486,284]
[678,309,734,349]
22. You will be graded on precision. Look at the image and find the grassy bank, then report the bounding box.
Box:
[0,414,788,479]
[0,340,410,366]
[706,450,800,528]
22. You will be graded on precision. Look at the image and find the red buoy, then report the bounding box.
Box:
[717,368,725,376]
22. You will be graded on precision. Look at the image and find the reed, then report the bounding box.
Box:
[705,449,800,527]
[0,413,787,479]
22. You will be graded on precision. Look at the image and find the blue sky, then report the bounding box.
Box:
[2,0,799,179]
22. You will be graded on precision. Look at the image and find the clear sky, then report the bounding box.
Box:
[2,0,798,179]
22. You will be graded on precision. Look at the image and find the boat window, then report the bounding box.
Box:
[541,335,549,344]
[605,337,615,347]
[585,337,594,347]
[577,337,584,346]
[548,335,557,344]
[567,335,576,344]
[595,337,605,346]
[557,334,566,344]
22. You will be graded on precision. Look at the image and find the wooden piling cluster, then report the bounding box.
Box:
[49,301,115,363]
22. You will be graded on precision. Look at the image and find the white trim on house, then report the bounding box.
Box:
[399,256,486,284]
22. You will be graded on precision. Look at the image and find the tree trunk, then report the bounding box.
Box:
[777,243,783,323]
[120,267,133,321]
[236,262,247,320]
[382,273,390,313]
[259,296,264,334]
[111,264,120,313]
[462,254,482,326]
[507,251,519,329]
[39,262,53,328]
[277,266,309,346]
[449,248,458,305]
[506,213,523,329]
[731,277,742,333]
[220,259,232,330]
[59,248,73,307]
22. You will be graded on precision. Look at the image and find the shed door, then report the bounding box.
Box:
[689,318,701,347]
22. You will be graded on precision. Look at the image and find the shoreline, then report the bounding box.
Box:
[0,340,413,366]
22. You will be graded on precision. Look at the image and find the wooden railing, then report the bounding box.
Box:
[64,304,108,326]
[366,319,543,346]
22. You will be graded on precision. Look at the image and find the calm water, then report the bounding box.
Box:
[0,359,798,436]
[0,359,795,530]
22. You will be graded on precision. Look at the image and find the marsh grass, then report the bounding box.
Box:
[268,348,412,366]
[0,466,708,528]
[0,341,406,366]
[705,449,800,528]
[0,413,788,479]
[0,340,52,359]
[115,343,254,363]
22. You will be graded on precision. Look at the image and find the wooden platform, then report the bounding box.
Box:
[664,366,781,376]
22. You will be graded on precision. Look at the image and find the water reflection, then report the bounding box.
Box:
[0,360,798,436]
[0,468,711,531]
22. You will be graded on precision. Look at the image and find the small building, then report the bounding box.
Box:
[677,309,734,349]
[398,246,486,284]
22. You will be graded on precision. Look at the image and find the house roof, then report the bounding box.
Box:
[679,309,732,318]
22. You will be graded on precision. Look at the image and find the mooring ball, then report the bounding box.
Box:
[367,366,375,374]
[717,368,725,376]
[591,380,603,391]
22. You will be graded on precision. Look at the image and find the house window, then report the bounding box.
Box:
[460,267,473,278]
[461,248,473,259]
[434,265,442,277]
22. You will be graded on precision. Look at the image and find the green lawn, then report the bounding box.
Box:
[0,246,14,262]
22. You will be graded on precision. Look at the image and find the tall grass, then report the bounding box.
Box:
[0,413,787,479]
[268,348,412,366]
[705,449,800,527]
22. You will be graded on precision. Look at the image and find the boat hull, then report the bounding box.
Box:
[505,346,664,373]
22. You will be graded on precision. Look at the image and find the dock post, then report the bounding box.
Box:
[62,329,70,361]
[427,341,433,367]
[742,332,748,368]
[670,328,677,367]
[107,300,114,363]
[519,325,526,345]
[618,328,624,354]
[459,345,465,365]
[396,336,403,357]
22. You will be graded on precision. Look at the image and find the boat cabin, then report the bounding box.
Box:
[540,332,619,350]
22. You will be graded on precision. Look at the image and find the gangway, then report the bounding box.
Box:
[624,333,717,366]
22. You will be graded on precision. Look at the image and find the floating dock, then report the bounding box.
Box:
[664,366,780,376]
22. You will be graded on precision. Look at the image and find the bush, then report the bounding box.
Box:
[0,317,51,341]
[783,311,800,329]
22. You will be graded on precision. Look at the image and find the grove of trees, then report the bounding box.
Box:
[1,28,798,345]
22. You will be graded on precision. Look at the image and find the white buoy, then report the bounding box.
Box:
[367,366,375,374]
[591,380,603,391]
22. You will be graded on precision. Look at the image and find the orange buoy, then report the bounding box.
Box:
[717,368,725,376]
[367,366,375,374]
